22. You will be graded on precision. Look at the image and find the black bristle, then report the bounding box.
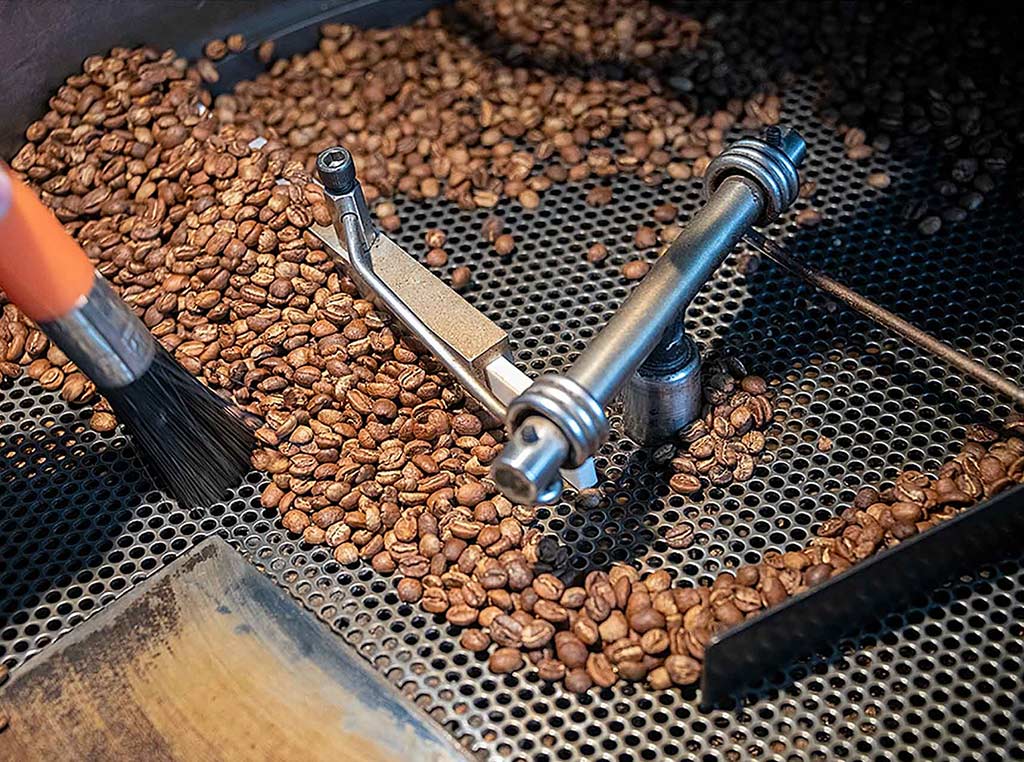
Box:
[102,344,256,511]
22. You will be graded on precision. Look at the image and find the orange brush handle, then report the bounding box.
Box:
[0,168,96,322]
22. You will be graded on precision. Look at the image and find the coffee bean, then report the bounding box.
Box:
[493,234,516,256]
[622,259,651,280]
[489,647,523,674]
[586,652,617,688]
[648,666,672,690]
[396,578,423,603]
[634,226,658,249]
[490,614,524,647]
[740,375,767,394]
[586,185,613,206]
[598,610,629,642]
[586,243,609,263]
[204,39,228,60]
[669,473,701,495]
[534,599,569,624]
[554,631,588,669]
[90,411,117,433]
[425,248,448,267]
[653,203,678,223]
[460,629,491,651]
[533,573,565,601]
[867,171,891,189]
[664,654,701,685]
[918,215,942,235]
[564,668,593,693]
[804,563,833,587]
[521,620,555,649]
[795,208,822,227]
[537,658,566,682]
[447,604,479,627]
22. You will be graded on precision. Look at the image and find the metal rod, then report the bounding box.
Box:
[744,229,1024,407]
[316,146,508,421]
[568,178,763,406]
[340,213,509,420]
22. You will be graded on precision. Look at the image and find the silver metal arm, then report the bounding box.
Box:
[316,148,508,421]
[491,128,807,504]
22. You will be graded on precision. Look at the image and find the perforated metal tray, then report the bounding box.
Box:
[2,4,1023,761]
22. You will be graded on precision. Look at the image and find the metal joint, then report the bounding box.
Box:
[507,375,608,468]
[704,127,806,225]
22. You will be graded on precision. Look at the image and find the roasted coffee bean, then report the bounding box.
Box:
[796,208,822,226]
[669,473,701,495]
[804,563,833,587]
[918,215,942,235]
[491,614,524,647]
[564,668,593,694]
[586,652,617,688]
[867,171,891,189]
[653,203,678,223]
[534,599,569,624]
[451,266,472,290]
[489,647,524,674]
[555,632,589,670]
[634,226,658,249]
[598,610,629,642]
[537,658,566,682]
[622,259,651,280]
[665,521,695,548]
[533,573,565,601]
[460,629,491,651]
[664,654,701,685]
[493,234,516,256]
[521,620,555,650]
[641,628,670,655]
[573,615,600,647]
[446,604,478,627]
[396,577,423,603]
[586,242,609,263]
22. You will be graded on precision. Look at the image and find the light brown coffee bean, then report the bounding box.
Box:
[664,654,701,685]
[586,652,617,688]
[622,259,650,280]
[489,647,523,674]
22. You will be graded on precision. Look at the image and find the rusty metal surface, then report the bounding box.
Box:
[0,537,468,762]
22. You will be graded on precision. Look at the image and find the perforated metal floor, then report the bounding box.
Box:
[3,14,1024,762]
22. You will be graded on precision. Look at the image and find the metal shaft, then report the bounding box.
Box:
[745,230,1024,407]
[494,178,764,503]
[317,147,508,421]
[568,178,762,406]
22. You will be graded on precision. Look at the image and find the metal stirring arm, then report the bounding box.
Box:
[312,131,807,506]
[491,128,808,503]
[315,147,507,421]
[312,147,596,501]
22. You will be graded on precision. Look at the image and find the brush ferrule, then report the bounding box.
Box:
[41,275,155,389]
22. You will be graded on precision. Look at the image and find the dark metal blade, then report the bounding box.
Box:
[700,483,1024,708]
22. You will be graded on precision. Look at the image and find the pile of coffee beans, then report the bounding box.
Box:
[215,10,777,235]
[3,2,1023,697]
[454,0,703,70]
[667,366,774,498]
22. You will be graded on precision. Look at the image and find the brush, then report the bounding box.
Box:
[0,166,255,510]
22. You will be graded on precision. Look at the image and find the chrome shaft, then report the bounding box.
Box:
[491,127,807,504]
